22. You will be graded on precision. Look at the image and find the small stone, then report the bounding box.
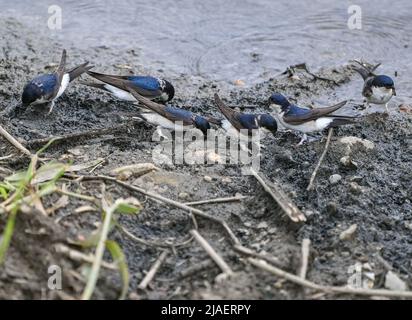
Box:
[222,177,232,184]
[340,156,358,169]
[349,182,362,195]
[234,79,245,86]
[329,174,342,185]
[326,202,338,215]
[268,228,277,234]
[341,251,351,257]
[178,192,190,200]
[339,224,357,241]
[385,271,407,291]
[204,175,212,182]
[339,136,375,150]
[257,222,268,229]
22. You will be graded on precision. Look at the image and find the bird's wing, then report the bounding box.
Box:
[213,93,245,131]
[126,84,194,125]
[53,49,67,97]
[283,100,347,125]
[67,62,93,82]
[362,78,374,98]
[87,71,161,98]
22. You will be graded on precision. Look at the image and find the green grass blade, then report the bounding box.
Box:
[106,240,129,300]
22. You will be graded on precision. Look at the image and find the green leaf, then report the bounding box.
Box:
[32,162,67,184]
[0,207,18,264]
[113,198,142,215]
[106,240,129,300]
[0,186,8,200]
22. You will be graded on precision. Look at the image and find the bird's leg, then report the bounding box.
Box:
[48,101,55,114]
[296,133,308,146]
[385,103,389,113]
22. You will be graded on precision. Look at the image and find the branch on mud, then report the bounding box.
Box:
[25,123,137,149]
[184,195,247,206]
[249,168,306,222]
[64,173,241,245]
[282,63,339,85]
[190,229,234,276]
[307,128,333,191]
[249,258,412,298]
[138,250,169,290]
[299,238,311,279]
[0,124,32,156]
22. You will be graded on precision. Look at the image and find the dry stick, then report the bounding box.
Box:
[0,124,32,156]
[233,244,285,269]
[307,128,333,191]
[65,174,240,245]
[138,250,169,290]
[299,238,311,279]
[249,168,306,222]
[190,229,234,276]
[184,195,247,206]
[25,125,131,148]
[55,244,117,270]
[248,258,412,298]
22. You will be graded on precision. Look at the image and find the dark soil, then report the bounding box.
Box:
[0,17,411,300]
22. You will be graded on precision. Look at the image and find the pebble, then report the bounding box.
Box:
[385,271,407,291]
[257,222,268,229]
[349,182,363,195]
[329,174,342,185]
[221,177,232,184]
[326,202,338,215]
[203,175,212,182]
[339,224,357,241]
[340,156,358,169]
[178,192,190,200]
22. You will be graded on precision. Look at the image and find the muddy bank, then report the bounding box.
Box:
[0,17,412,299]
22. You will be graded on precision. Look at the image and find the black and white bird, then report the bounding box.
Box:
[269,93,355,145]
[353,62,396,112]
[82,71,175,103]
[21,49,91,113]
[125,84,210,136]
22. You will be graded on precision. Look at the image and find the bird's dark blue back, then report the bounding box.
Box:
[238,114,259,130]
[164,106,193,121]
[286,104,311,116]
[33,73,58,94]
[128,76,160,91]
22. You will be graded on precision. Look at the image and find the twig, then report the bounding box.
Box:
[249,168,306,222]
[55,244,117,270]
[184,195,247,206]
[248,258,412,298]
[64,174,240,245]
[190,229,233,276]
[138,250,168,290]
[299,239,311,279]
[0,124,32,156]
[179,260,218,279]
[25,122,137,148]
[233,244,285,269]
[307,128,333,191]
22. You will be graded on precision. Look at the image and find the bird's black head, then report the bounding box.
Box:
[21,82,41,106]
[164,80,175,102]
[372,75,395,89]
[194,116,211,136]
[268,93,290,112]
[258,114,278,135]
